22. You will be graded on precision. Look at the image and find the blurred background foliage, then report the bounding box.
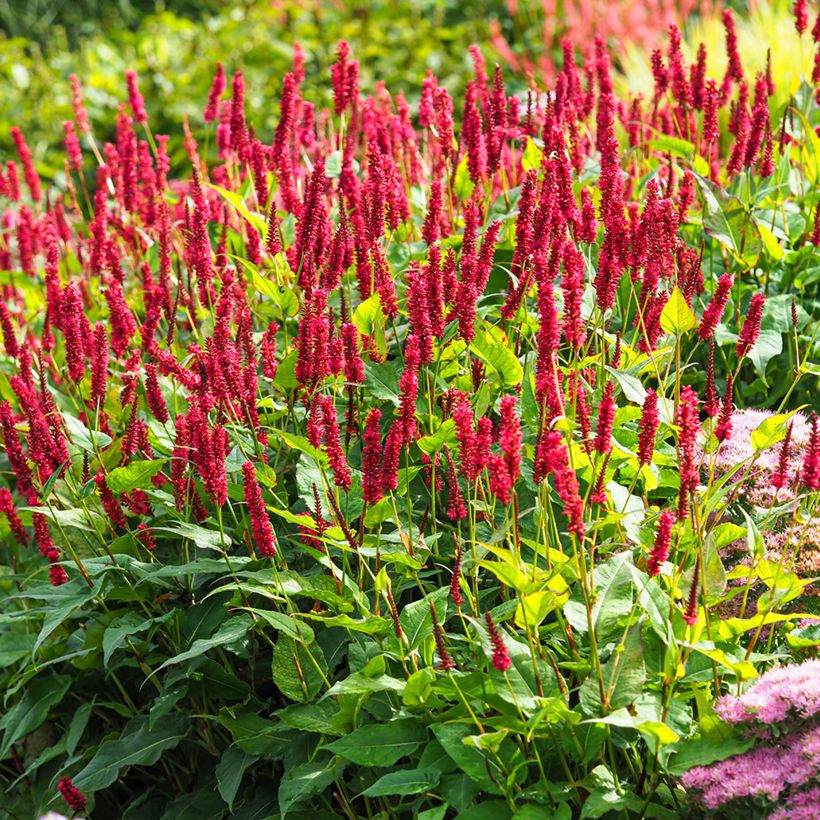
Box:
[0,0,812,179]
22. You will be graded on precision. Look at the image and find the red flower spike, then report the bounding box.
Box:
[58,777,87,812]
[361,408,383,504]
[430,602,455,671]
[735,293,765,360]
[242,461,277,557]
[772,423,794,490]
[647,511,674,577]
[801,413,820,491]
[484,610,511,672]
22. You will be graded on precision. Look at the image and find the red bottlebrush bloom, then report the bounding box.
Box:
[10,127,41,202]
[462,81,487,184]
[260,322,279,380]
[714,374,734,443]
[579,188,597,243]
[331,41,359,115]
[397,335,421,444]
[434,87,455,168]
[0,401,37,504]
[0,488,28,545]
[593,381,617,455]
[676,386,700,520]
[49,563,69,587]
[69,74,91,134]
[683,558,700,626]
[561,244,586,348]
[484,610,511,672]
[498,394,522,486]
[90,323,108,407]
[450,540,463,606]
[704,339,719,418]
[418,70,438,128]
[204,62,226,123]
[60,283,85,382]
[422,177,443,245]
[136,522,157,553]
[0,302,19,359]
[125,70,148,124]
[230,71,247,155]
[430,602,455,671]
[361,408,383,504]
[242,461,277,556]
[647,510,674,577]
[801,413,820,491]
[341,322,365,384]
[736,293,765,359]
[58,777,87,812]
[590,452,610,505]
[451,391,478,481]
[145,364,168,424]
[698,273,734,340]
[95,470,129,530]
[533,428,585,538]
[794,0,809,34]
[445,447,467,520]
[721,10,744,91]
[772,422,794,490]
[381,423,402,493]
[63,121,83,171]
[320,397,351,491]
[651,49,668,100]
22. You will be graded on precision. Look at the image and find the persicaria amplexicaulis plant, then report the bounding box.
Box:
[0,16,819,819]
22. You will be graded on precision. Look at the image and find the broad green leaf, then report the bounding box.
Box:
[207,183,267,234]
[278,758,334,817]
[694,174,761,268]
[660,287,697,335]
[471,328,523,388]
[73,714,189,792]
[417,418,457,456]
[750,412,792,452]
[454,154,474,200]
[272,637,327,702]
[748,328,782,380]
[324,719,426,766]
[361,767,441,797]
[216,745,259,811]
[398,587,449,650]
[270,429,329,466]
[431,722,502,793]
[105,459,165,494]
[521,137,544,171]
[103,610,174,666]
[0,675,70,759]
[242,608,314,643]
[33,576,106,655]
[61,412,112,452]
[155,616,251,674]
[0,631,34,668]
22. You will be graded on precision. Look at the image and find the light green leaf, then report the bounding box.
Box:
[105,460,165,494]
[660,287,697,335]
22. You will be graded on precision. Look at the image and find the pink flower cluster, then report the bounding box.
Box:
[680,724,820,810]
[715,659,820,728]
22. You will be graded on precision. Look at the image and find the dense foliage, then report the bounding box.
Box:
[0,4,819,818]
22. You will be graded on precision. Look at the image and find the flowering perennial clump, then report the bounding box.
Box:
[0,5,818,817]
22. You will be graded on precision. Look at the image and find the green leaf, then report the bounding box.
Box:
[454,154,474,200]
[748,328,782,380]
[105,460,165,494]
[694,174,762,268]
[398,587,449,650]
[278,758,334,817]
[660,287,697,335]
[431,722,501,793]
[216,745,259,811]
[155,616,251,675]
[360,767,441,796]
[580,623,646,716]
[324,719,426,766]
[33,575,106,655]
[103,610,174,667]
[0,675,71,759]
[272,637,327,702]
[73,714,189,793]
[417,418,457,456]
[242,608,314,643]
[61,412,112,451]
[750,412,793,453]
[471,328,523,388]
[0,631,34,667]
[207,183,267,234]
[521,137,544,171]
[270,429,329,466]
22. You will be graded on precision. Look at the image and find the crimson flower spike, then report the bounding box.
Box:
[484,610,511,672]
